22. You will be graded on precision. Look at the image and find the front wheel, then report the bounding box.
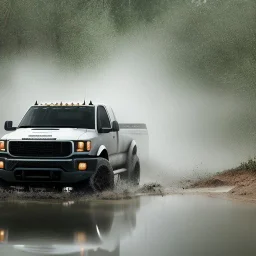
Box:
[90,158,114,192]
[73,158,114,193]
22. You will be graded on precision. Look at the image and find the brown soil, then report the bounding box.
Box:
[191,169,256,199]
[191,177,229,188]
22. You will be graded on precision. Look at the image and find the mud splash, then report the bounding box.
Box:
[0,182,168,202]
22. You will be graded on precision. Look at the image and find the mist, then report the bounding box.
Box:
[1,0,256,181]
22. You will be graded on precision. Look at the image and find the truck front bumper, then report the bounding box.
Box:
[0,156,99,186]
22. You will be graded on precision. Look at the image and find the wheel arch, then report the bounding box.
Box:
[128,140,137,157]
[97,145,109,160]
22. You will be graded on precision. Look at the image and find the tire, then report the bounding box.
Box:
[120,154,140,186]
[73,158,114,194]
[90,158,114,193]
[130,155,140,186]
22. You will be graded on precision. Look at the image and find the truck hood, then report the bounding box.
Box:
[2,128,96,141]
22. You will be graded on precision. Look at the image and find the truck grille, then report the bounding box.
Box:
[9,141,72,157]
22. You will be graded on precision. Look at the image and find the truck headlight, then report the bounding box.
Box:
[0,141,6,152]
[75,141,91,152]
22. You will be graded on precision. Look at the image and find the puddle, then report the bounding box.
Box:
[0,195,256,255]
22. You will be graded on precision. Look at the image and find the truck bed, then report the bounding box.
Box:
[119,123,149,162]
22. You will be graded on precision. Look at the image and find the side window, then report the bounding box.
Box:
[97,106,111,130]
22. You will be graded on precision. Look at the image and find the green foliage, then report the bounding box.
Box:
[162,0,256,95]
[1,0,256,89]
[239,157,256,171]
[0,0,171,66]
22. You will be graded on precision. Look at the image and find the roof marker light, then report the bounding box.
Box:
[89,101,93,105]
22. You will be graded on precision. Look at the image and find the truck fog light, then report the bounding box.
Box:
[78,162,87,171]
[0,161,4,169]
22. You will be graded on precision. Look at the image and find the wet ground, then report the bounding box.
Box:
[0,194,256,256]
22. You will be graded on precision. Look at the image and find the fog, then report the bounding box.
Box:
[1,0,256,180]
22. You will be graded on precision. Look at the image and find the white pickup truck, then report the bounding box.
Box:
[0,101,148,192]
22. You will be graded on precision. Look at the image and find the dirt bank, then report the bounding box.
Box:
[191,169,256,200]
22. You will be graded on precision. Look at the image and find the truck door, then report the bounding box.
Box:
[97,106,118,155]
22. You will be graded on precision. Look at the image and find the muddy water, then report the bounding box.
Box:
[0,195,256,256]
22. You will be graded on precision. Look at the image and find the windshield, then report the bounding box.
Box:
[19,106,95,129]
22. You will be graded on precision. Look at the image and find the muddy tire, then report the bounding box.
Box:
[73,158,114,193]
[120,154,140,186]
[129,155,140,186]
[130,155,140,186]
[90,158,114,193]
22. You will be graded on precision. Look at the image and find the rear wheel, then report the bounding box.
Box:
[120,155,140,186]
[131,157,140,186]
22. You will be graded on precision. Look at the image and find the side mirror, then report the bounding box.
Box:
[4,121,16,131]
[112,121,119,132]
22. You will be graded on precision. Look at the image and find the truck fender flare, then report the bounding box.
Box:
[97,145,108,159]
[126,140,138,176]
[128,140,137,158]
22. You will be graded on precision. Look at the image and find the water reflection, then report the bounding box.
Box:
[3,195,256,256]
[0,197,140,255]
